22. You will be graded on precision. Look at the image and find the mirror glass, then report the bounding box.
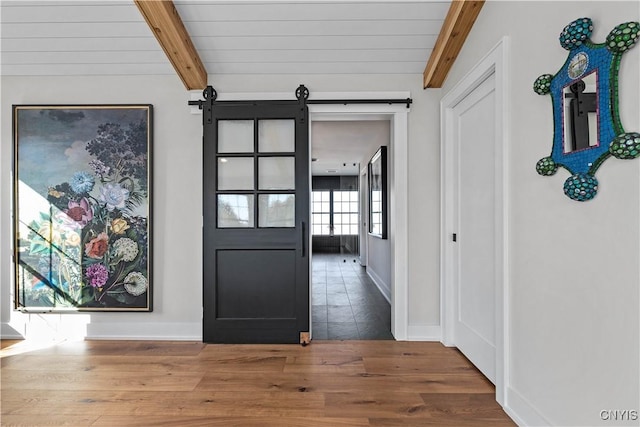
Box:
[562,71,598,153]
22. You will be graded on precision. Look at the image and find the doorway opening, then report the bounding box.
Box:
[192,86,410,343]
[309,120,392,340]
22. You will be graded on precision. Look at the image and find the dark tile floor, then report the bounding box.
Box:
[311,252,393,340]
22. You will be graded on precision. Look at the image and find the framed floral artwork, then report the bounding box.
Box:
[12,105,153,311]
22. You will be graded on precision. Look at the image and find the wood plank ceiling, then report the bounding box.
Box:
[1,1,452,81]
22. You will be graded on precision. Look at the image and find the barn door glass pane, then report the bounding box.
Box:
[258,157,295,190]
[218,120,254,153]
[259,194,295,228]
[218,194,255,228]
[259,119,295,152]
[218,157,254,190]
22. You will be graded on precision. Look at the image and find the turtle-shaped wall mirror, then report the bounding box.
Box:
[534,18,639,201]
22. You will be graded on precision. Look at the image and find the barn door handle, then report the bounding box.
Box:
[301,221,306,257]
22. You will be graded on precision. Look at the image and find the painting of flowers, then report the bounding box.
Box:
[13,105,152,311]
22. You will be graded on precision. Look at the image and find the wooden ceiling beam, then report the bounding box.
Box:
[423,0,485,89]
[134,0,207,90]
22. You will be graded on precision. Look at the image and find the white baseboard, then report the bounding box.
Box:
[1,322,24,339]
[366,267,391,303]
[407,324,442,341]
[505,386,550,427]
[86,322,202,341]
[1,321,202,341]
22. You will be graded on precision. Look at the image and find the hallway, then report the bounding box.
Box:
[312,253,393,340]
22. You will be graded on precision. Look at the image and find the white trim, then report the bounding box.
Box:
[407,325,442,341]
[1,322,24,339]
[309,98,410,341]
[390,110,409,341]
[308,103,409,116]
[211,91,410,102]
[440,37,510,406]
[505,387,551,427]
[1,320,202,341]
[190,90,410,113]
[498,36,512,410]
[86,322,202,341]
[366,267,391,303]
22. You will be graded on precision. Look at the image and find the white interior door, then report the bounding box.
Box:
[452,73,497,383]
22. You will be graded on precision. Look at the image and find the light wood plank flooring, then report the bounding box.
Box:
[1,340,515,426]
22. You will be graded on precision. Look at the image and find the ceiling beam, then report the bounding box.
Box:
[134,0,207,90]
[423,0,485,89]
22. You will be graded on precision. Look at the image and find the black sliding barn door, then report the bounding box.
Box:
[202,89,310,343]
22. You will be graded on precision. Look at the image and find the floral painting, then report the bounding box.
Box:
[13,105,153,311]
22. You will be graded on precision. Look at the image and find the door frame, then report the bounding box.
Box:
[309,97,409,340]
[206,90,410,340]
[440,37,510,404]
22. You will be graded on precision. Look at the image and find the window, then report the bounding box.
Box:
[311,189,359,236]
[333,191,359,235]
[312,190,331,235]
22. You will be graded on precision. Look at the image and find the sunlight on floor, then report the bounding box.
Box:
[1,313,91,358]
[0,337,73,358]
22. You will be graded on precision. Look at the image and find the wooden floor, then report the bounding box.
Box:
[1,339,515,426]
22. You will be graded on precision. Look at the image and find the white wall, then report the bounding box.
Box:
[362,145,392,302]
[440,2,640,425]
[366,232,392,302]
[1,72,442,339]
[1,75,204,339]
[2,3,637,424]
